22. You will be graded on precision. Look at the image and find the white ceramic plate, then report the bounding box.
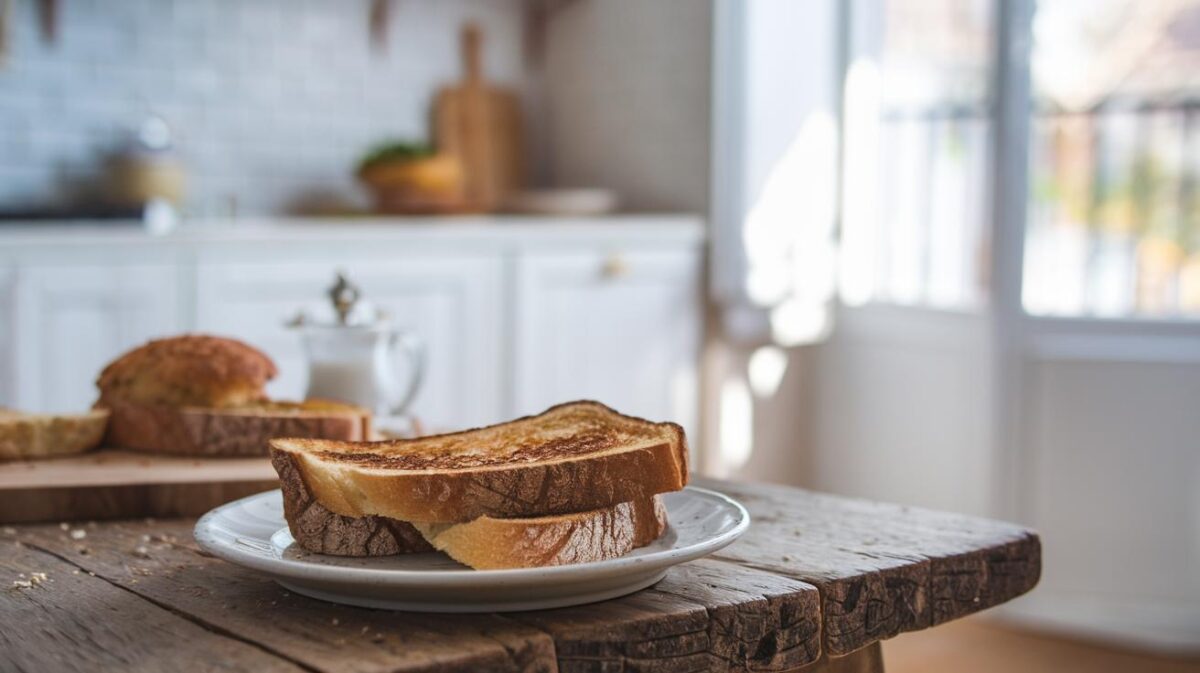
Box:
[194,487,749,612]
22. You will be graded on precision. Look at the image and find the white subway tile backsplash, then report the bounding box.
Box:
[0,0,528,215]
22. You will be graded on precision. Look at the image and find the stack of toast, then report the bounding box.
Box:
[270,401,689,569]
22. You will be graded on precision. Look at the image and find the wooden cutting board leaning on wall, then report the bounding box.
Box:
[434,23,525,212]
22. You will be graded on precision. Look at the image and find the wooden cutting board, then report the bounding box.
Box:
[434,23,524,212]
[0,426,418,524]
[0,450,277,524]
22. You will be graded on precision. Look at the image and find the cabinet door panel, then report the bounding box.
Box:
[0,267,15,407]
[514,250,701,439]
[196,256,503,431]
[15,265,183,413]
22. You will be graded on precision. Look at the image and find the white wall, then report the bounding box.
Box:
[707,342,821,486]
[703,0,840,486]
[810,307,995,516]
[1006,356,1200,651]
[0,0,531,215]
[542,0,711,212]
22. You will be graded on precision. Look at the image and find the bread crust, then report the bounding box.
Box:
[416,495,667,569]
[273,450,432,556]
[0,409,109,461]
[274,449,666,566]
[96,335,277,408]
[272,401,689,523]
[101,397,370,457]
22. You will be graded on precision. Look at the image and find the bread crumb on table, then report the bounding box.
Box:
[69,529,87,540]
[11,572,48,590]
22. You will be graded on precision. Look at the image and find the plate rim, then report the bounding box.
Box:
[194,485,750,585]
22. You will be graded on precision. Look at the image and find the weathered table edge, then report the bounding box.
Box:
[2,476,1042,671]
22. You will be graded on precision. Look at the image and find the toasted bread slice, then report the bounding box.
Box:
[100,397,371,457]
[273,447,432,556]
[0,409,109,461]
[270,401,688,523]
[274,448,666,566]
[415,496,667,569]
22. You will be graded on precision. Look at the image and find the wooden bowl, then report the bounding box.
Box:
[358,154,469,214]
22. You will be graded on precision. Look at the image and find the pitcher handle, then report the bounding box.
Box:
[387,330,426,417]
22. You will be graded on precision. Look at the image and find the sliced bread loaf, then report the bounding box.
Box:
[101,398,371,457]
[269,401,689,523]
[0,409,109,461]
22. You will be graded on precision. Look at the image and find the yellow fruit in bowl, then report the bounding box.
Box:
[357,143,467,214]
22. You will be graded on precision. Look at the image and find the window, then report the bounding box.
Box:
[840,0,995,310]
[1023,0,1200,318]
[723,0,1200,338]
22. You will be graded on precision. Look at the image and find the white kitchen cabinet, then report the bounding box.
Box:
[12,264,184,413]
[513,248,702,440]
[0,216,704,439]
[0,267,16,406]
[195,254,505,430]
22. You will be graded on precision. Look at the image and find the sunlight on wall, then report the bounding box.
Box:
[719,376,754,469]
[748,345,789,398]
[741,111,839,345]
[839,57,881,307]
[771,299,831,346]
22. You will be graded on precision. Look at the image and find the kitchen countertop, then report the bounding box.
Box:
[0,214,706,251]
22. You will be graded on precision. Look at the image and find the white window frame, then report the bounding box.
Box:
[990,0,1200,521]
[711,0,1200,519]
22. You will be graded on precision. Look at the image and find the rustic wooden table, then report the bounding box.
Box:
[0,477,1040,672]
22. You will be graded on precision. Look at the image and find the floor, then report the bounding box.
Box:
[884,618,1200,673]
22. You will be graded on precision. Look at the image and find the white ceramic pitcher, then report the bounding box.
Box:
[289,273,425,418]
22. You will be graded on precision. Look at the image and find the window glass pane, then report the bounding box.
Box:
[841,0,995,310]
[1024,0,1200,317]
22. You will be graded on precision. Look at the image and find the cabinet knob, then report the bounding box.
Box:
[601,255,629,279]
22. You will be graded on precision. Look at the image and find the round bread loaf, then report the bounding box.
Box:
[97,335,277,408]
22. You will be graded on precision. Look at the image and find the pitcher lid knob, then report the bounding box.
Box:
[328,272,361,325]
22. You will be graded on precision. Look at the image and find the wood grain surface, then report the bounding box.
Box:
[0,449,275,489]
[0,449,276,524]
[697,478,1041,656]
[0,537,303,673]
[1,477,1041,672]
[0,481,277,525]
